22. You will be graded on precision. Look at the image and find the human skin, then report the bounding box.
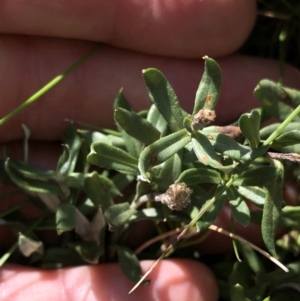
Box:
[0,1,300,301]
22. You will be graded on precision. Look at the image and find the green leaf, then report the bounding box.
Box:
[113,90,142,157]
[236,186,266,207]
[84,171,118,210]
[74,241,104,264]
[202,129,269,161]
[203,130,248,160]
[147,104,168,136]
[238,110,261,148]
[129,207,173,223]
[113,88,132,111]
[282,206,300,227]
[260,122,300,152]
[132,180,152,204]
[261,160,283,256]
[119,129,142,158]
[191,132,224,169]
[104,203,137,230]
[143,68,184,132]
[111,173,135,192]
[196,189,227,231]
[231,284,247,301]
[272,130,300,147]
[157,151,182,191]
[233,166,280,187]
[229,262,253,296]
[87,142,139,175]
[65,172,85,189]
[228,187,250,227]
[237,242,265,275]
[5,157,55,179]
[193,57,222,114]
[176,167,222,185]
[5,158,62,195]
[138,129,190,180]
[114,107,160,145]
[78,130,125,149]
[254,79,300,122]
[117,246,142,283]
[58,124,82,177]
[42,248,84,267]
[56,203,76,234]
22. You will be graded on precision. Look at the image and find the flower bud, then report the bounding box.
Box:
[155,183,193,211]
[192,109,216,130]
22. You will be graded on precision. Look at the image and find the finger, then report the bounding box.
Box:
[0,260,218,301]
[1,38,300,142]
[0,0,256,57]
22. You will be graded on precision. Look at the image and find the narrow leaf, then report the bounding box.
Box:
[196,189,227,231]
[176,167,222,185]
[260,122,300,152]
[104,203,137,230]
[191,132,224,169]
[58,124,82,176]
[56,203,76,234]
[143,68,184,132]
[84,171,117,210]
[78,130,125,149]
[138,129,190,180]
[237,242,265,275]
[228,187,250,227]
[88,142,139,175]
[117,246,143,283]
[6,157,55,179]
[147,104,168,136]
[236,186,266,207]
[113,90,143,157]
[157,151,182,191]
[74,241,104,264]
[231,284,247,301]
[5,158,62,195]
[113,88,132,111]
[233,166,279,187]
[272,130,300,147]
[203,129,269,161]
[203,130,248,160]
[193,57,222,114]
[114,108,160,145]
[254,79,300,122]
[261,160,283,256]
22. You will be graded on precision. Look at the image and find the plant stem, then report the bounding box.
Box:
[263,104,300,145]
[0,200,30,218]
[0,44,102,126]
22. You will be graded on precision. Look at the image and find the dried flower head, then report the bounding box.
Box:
[192,109,216,130]
[155,183,193,211]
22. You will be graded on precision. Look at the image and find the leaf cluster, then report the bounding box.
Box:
[1,56,300,299]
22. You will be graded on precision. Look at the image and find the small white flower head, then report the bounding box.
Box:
[155,183,193,211]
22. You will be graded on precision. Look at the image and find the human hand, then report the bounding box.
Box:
[0,1,300,301]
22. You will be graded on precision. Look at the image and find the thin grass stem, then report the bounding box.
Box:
[0,45,102,126]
